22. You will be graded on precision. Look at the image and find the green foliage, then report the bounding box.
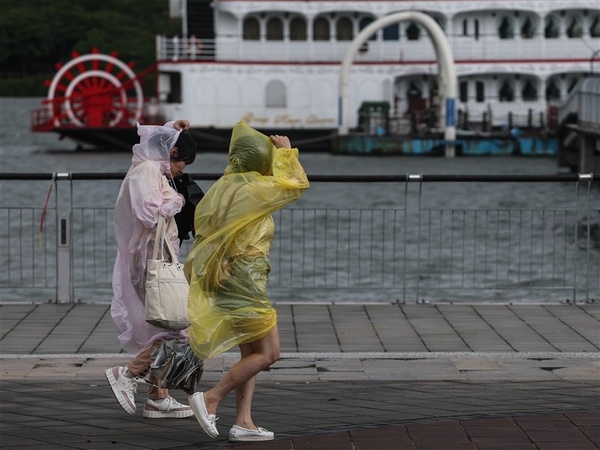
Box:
[0,0,181,96]
[0,74,51,96]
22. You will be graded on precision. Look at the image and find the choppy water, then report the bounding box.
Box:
[1,97,598,304]
[0,98,579,205]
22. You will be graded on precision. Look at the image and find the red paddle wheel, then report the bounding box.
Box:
[32,48,154,132]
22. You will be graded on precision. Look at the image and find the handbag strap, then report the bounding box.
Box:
[152,215,180,263]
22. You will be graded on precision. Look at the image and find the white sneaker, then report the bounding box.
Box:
[143,396,194,419]
[105,366,137,415]
[188,392,219,438]
[229,425,274,442]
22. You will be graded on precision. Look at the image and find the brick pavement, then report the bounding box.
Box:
[1,302,599,449]
[2,303,599,355]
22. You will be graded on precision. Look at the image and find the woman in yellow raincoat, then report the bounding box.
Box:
[184,122,309,442]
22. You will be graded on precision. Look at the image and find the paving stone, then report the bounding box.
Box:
[0,303,599,449]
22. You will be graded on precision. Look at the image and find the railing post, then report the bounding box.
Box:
[55,173,73,303]
[409,174,423,304]
[579,173,594,304]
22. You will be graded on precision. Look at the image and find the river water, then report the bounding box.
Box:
[1,97,598,304]
[0,97,581,207]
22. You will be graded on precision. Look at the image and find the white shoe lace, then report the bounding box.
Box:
[118,367,138,397]
[125,378,137,396]
[163,397,178,411]
[166,396,179,407]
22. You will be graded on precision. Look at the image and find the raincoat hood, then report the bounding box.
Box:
[224,122,275,176]
[131,122,181,175]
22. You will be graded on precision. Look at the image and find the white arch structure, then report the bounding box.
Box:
[339,11,458,157]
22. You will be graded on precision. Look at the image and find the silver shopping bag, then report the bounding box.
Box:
[150,339,204,395]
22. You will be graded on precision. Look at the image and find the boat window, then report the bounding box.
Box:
[266,80,286,107]
[359,17,377,41]
[498,80,514,102]
[159,72,182,104]
[406,80,426,113]
[498,17,514,39]
[336,17,353,41]
[521,79,538,101]
[313,17,330,41]
[459,81,469,102]
[290,17,307,41]
[266,17,284,41]
[243,17,260,40]
[429,78,439,99]
[567,77,580,94]
[566,15,583,38]
[383,23,399,41]
[545,79,561,101]
[544,15,560,38]
[590,16,600,37]
[521,17,535,39]
[476,81,485,102]
[406,22,420,40]
[406,81,423,98]
[462,19,479,39]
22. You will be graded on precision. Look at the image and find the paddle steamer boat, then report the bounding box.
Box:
[31,0,600,154]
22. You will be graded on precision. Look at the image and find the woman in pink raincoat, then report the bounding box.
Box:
[105,120,197,419]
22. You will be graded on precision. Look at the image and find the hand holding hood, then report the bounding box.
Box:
[131,122,182,175]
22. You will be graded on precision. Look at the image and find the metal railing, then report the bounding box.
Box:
[1,173,598,304]
[155,35,597,63]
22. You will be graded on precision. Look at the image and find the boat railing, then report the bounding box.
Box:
[156,36,217,61]
[155,35,596,63]
[390,105,550,135]
[1,173,598,305]
[30,95,151,131]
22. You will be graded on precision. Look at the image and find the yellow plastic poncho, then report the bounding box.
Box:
[184,122,309,358]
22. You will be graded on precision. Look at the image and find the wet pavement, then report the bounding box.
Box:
[1,302,599,449]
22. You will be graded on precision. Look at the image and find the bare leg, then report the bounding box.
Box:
[203,326,280,423]
[234,344,258,429]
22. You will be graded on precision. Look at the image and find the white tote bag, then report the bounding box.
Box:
[145,215,190,330]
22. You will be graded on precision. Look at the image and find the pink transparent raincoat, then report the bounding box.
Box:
[184,122,309,358]
[111,122,188,354]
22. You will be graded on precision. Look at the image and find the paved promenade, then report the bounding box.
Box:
[1,302,599,449]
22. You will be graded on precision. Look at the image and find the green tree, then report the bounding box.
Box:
[0,0,180,95]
